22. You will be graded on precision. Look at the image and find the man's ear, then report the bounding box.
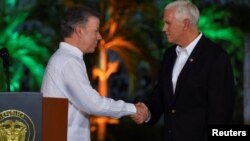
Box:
[74,25,83,37]
[183,18,191,30]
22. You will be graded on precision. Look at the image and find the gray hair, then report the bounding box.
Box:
[61,6,100,38]
[165,0,200,26]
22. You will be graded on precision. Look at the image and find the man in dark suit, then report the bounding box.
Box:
[131,0,236,141]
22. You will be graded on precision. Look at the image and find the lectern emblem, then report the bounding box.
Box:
[0,110,35,141]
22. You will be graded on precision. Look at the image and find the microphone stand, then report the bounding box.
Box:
[0,48,10,92]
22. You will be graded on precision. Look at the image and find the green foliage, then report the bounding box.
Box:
[199,6,244,91]
[0,0,50,91]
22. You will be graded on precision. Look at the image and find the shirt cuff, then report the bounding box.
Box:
[125,103,136,115]
[145,111,151,123]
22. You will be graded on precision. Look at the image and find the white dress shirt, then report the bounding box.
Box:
[41,42,136,141]
[172,33,202,93]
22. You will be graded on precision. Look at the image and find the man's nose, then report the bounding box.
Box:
[98,33,102,40]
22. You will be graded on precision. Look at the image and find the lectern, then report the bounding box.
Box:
[0,92,68,141]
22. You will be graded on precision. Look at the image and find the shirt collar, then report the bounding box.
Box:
[59,42,83,59]
[176,33,203,56]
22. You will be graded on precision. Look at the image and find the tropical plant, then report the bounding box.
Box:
[89,1,162,141]
[95,0,161,98]
[0,0,51,91]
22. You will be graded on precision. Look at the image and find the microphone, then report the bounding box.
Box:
[0,47,10,92]
[0,48,9,69]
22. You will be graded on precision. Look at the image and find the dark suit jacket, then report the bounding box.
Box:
[144,35,236,141]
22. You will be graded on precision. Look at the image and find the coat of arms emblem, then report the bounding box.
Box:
[0,110,35,141]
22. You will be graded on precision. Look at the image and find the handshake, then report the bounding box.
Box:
[131,102,150,124]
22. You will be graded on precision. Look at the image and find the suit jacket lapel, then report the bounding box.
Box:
[168,49,177,96]
[162,46,177,106]
[173,36,207,100]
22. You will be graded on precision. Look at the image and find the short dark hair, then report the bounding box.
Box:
[61,6,100,38]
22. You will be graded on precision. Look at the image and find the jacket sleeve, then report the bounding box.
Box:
[207,51,236,124]
[145,82,164,125]
[143,50,170,125]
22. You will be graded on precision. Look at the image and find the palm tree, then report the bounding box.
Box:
[90,1,160,140]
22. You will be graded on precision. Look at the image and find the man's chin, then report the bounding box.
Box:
[167,39,173,44]
[90,49,96,53]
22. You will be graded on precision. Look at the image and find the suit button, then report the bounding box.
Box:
[171,109,175,114]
